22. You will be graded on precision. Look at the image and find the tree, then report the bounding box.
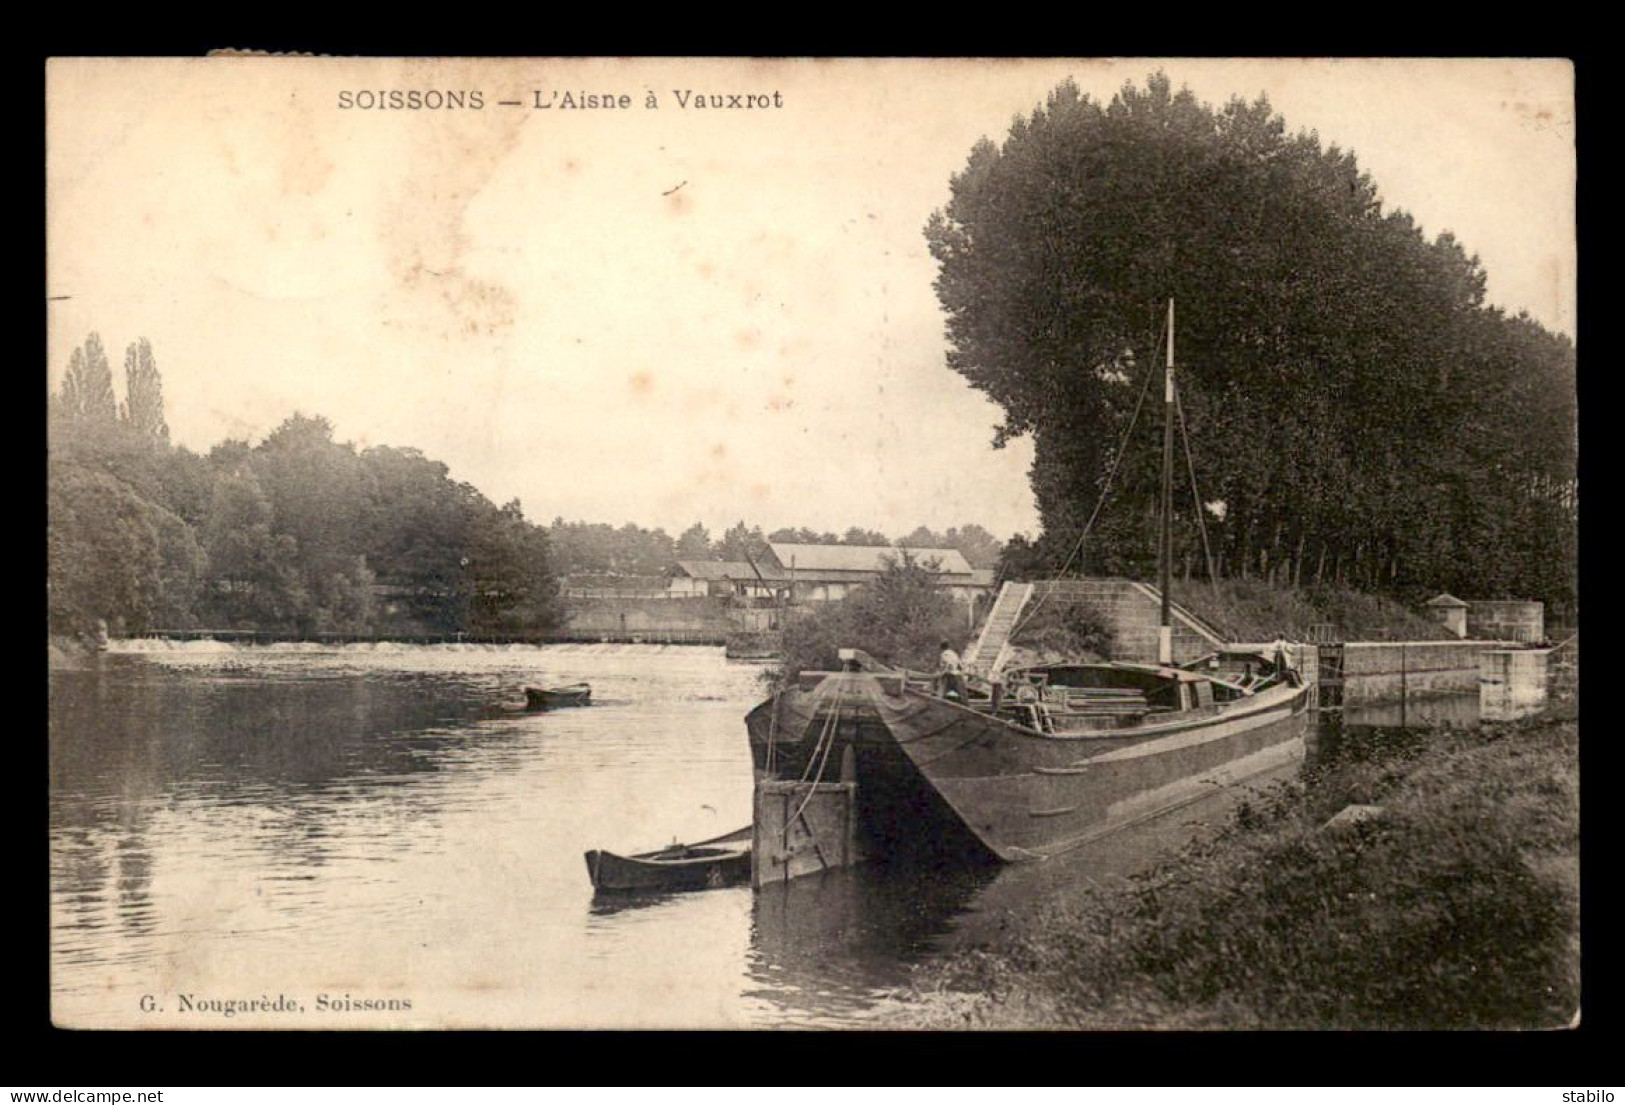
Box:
[48,462,163,638]
[717,521,769,563]
[467,500,563,635]
[49,336,210,635]
[154,446,216,528]
[313,556,377,634]
[925,72,1576,604]
[365,446,482,631]
[778,552,968,680]
[149,504,207,630]
[996,533,1046,581]
[675,522,715,560]
[841,526,890,547]
[945,523,1004,570]
[241,414,383,631]
[769,526,840,545]
[198,468,307,629]
[120,338,169,442]
[614,523,676,575]
[899,525,948,550]
[58,333,117,424]
[546,518,675,577]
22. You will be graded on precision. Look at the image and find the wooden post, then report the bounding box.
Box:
[1400,642,1408,728]
[751,778,862,887]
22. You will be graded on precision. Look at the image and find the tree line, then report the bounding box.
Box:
[548,520,1005,577]
[47,335,1010,642]
[48,335,563,641]
[928,74,1577,607]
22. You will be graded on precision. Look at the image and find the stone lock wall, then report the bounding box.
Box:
[1028,579,1224,664]
[1340,640,1503,704]
[561,597,736,637]
[1466,601,1545,644]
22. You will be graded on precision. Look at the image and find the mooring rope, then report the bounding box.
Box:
[788,677,845,827]
[763,671,783,775]
[796,689,838,784]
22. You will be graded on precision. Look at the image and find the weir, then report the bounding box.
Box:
[108,637,722,656]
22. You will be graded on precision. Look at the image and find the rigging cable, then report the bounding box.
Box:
[1173,381,1219,591]
[1004,312,1168,646]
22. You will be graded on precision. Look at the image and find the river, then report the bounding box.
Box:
[48,642,1478,1029]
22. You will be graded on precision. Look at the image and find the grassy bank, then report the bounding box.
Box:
[1170,578,1454,643]
[894,701,1579,1030]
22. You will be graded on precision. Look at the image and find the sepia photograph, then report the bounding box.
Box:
[46,56,1577,1031]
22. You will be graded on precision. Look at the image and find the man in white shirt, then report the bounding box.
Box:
[938,641,966,701]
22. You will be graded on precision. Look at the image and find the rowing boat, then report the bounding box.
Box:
[584,826,752,892]
[525,683,592,710]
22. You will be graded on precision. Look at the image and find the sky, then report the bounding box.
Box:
[46,57,1576,542]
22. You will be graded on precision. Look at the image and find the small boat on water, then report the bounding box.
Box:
[525,683,592,710]
[585,826,753,893]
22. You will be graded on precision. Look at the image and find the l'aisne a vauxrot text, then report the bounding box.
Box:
[336,89,784,111]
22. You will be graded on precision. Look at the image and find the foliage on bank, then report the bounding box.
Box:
[774,554,971,682]
[930,73,1576,606]
[900,707,1580,1030]
[1006,600,1115,661]
[1170,578,1455,642]
[48,334,564,641]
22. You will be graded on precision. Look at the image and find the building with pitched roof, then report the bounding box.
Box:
[763,542,990,605]
[667,544,997,608]
[668,560,783,599]
[1424,592,1470,638]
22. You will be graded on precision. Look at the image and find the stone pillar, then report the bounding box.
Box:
[1479,649,1549,721]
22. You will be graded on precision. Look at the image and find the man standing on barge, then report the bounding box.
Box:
[938,641,966,701]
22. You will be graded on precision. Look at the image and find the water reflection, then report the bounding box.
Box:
[51,645,769,1028]
[1311,691,1481,772]
[50,644,1490,1029]
[747,861,1002,1022]
[1340,691,1481,730]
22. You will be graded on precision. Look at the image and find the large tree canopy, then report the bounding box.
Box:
[927,74,1576,603]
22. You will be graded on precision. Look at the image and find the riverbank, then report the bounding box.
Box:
[892,699,1579,1030]
[1174,578,1454,642]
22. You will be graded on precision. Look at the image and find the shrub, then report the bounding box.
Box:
[775,553,970,682]
[1008,600,1114,660]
